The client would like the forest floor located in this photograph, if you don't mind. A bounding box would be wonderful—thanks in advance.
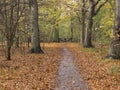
[0,43,120,90]
[66,43,120,90]
[0,43,61,90]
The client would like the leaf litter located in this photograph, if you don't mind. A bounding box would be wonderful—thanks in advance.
[0,43,61,90]
[65,43,120,90]
[0,43,120,90]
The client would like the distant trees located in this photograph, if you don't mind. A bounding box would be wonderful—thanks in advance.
[70,17,74,41]
[52,4,61,42]
[53,8,60,42]
[0,0,118,59]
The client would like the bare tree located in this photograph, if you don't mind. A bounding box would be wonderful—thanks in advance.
[0,0,25,60]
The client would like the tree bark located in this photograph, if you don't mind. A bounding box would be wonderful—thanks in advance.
[84,1,94,47]
[107,0,120,59]
[15,36,19,48]
[71,17,74,42]
[29,0,43,53]
[81,0,85,46]
[2,0,25,60]
[84,0,107,48]
[6,39,12,60]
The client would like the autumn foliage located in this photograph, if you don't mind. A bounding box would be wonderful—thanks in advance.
[66,43,120,90]
[0,43,61,90]
[0,43,120,90]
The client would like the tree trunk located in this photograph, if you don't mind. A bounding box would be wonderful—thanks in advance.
[81,0,85,46]
[71,27,73,42]
[107,0,120,59]
[29,0,43,53]
[54,27,59,42]
[27,36,31,47]
[15,36,19,48]
[84,1,94,47]
[6,40,11,60]
[84,0,107,48]
[71,17,73,42]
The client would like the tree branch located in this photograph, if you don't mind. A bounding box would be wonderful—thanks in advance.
[94,0,108,16]
[94,0,101,6]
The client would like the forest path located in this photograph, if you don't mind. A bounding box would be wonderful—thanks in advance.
[55,47,89,90]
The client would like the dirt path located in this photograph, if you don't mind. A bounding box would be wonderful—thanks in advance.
[56,47,89,90]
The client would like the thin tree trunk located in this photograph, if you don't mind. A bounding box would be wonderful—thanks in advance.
[54,27,59,42]
[71,17,73,42]
[6,40,11,60]
[81,0,85,46]
[15,36,19,48]
[71,27,73,42]
[27,36,31,47]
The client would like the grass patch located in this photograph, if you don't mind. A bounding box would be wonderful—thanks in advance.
[81,48,97,52]
[109,64,120,75]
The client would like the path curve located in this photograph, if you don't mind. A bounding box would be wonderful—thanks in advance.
[56,47,89,90]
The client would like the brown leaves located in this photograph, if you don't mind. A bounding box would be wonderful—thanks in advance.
[1,43,120,90]
[0,43,61,90]
[65,43,120,90]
